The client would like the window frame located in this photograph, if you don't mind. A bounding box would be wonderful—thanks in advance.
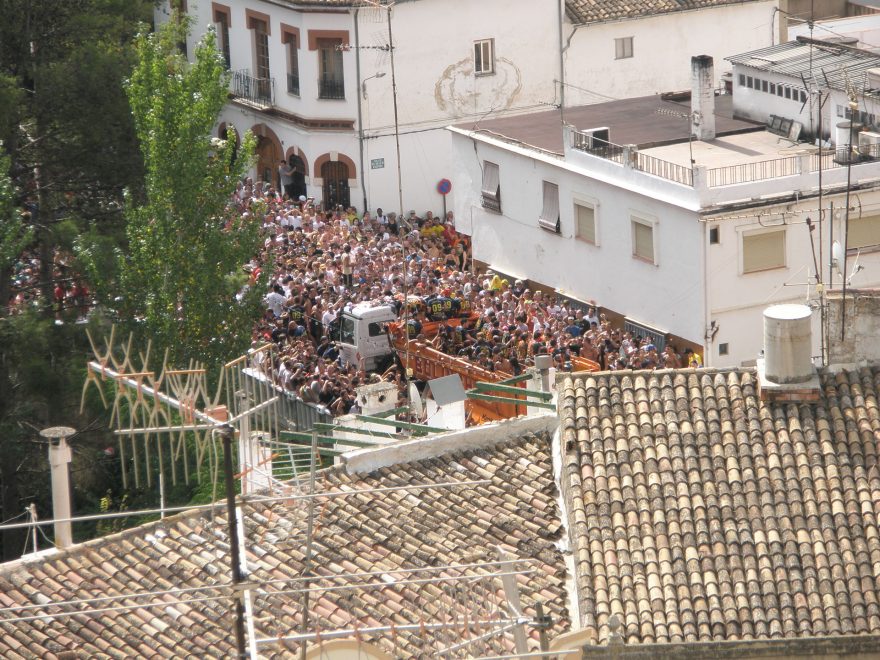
[480,160,501,213]
[538,181,560,234]
[573,199,598,245]
[846,215,880,252]
[474,39,495,76]
[281,25,301,97]
[631,214,657,265]
[615,36,633,60]
[709,225,720,245]
[741,228,786,274]
[317,37,345,99]
[212,3,232,69]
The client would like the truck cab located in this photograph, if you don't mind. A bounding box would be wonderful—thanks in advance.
[336,303,397,372]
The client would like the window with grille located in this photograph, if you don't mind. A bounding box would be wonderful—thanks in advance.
[481,161,501,213]
[575,203,596,244]
[474,39,494,75]
[615,37,633,59]
[847,215,880,250]
[743,230,785,273]
[632,219,654,263]
[538,182,560,234]
[318,38,344,99]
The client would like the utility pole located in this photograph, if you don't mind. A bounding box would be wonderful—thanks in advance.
[219,424,247,658]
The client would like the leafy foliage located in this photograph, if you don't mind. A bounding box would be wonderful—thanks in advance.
[105,15,261,372]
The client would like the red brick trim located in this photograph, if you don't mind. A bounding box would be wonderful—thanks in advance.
[280,24,300,47]
[307,30,349,51]
[313,152,356,179]
[211,2,231,25]
[246,8,271,33]
[250,123,283,150]
[284,146,309,176]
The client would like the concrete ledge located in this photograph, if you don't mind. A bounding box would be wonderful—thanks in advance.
[342,413,558,474]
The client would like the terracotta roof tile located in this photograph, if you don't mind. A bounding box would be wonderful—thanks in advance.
[560,367,880,645]
[0,432,568,658]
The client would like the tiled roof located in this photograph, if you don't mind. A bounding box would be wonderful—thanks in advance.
[0,432,569,658]
[559,367,880,645]
[565,0,764,25]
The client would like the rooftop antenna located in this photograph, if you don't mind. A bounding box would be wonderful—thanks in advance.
[839,68,860,340]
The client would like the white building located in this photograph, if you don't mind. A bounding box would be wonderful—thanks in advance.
[449,55,880,367]
[160,0,790,216]
[727,36,880,145]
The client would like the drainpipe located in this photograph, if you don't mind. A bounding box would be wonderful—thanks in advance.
[354,8,369,213]
[557,0,565,110]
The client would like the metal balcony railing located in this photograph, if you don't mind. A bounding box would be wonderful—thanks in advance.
[287,73,300,96]
[232,70,274,107]
[318,77,345,100]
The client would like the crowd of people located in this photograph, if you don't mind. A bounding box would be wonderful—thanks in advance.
[242,177,702,417]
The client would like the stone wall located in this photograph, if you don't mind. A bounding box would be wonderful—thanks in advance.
[827,289,880,366]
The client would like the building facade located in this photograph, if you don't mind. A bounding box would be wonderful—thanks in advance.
[450,54,880,368]
[159,0,794,216]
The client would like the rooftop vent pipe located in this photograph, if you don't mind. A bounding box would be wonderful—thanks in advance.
[39,426,76,549]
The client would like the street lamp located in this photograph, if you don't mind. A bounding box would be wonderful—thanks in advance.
[361,71,386,100]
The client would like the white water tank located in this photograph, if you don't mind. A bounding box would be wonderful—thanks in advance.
[763,304,813,384]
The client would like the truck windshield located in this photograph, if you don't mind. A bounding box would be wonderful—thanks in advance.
[340,317,355,345]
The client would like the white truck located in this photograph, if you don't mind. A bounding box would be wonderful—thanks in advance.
[335,303,398,372]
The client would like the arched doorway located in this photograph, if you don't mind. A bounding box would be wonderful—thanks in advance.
[251,124,283,191]
[321,160,350,209]
[288,153,307,199]
[256,136,280,190]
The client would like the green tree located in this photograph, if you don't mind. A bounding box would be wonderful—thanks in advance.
[0,0,153,560]
[98,15,261,371]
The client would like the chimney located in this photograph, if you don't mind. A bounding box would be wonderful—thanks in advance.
[40,426,76,549]
[691,55,716,141]
[757,304,820,403]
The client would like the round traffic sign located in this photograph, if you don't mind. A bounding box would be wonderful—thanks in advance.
[436,178,452,195]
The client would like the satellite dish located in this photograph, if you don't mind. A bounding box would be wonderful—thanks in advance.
[832,240,844,276]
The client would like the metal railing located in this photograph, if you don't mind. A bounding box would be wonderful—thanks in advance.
[636,151,693,186]
[706,155,800,187]
[318,77,345,100]
[232,70,274,107]
[570,131,624,164]
[287,72,300,96]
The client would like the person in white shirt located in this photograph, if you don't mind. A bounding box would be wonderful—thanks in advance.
[264,284,286,318]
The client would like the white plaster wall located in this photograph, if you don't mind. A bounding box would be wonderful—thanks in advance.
[730,65,815,132]
[353,0,559,216]
[563,1,778,104]
[705,188,880,367]
[450,131,707,346]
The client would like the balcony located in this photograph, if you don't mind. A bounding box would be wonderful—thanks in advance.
[232,70,274,108]
[287,73,300,97]
[319,77,345,100]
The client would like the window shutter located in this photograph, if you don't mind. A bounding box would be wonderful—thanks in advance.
[743,231,785,273]
[576,204,595,243]
[633,221,653,262]
[539,182,560,233]
[847,215,880,249]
